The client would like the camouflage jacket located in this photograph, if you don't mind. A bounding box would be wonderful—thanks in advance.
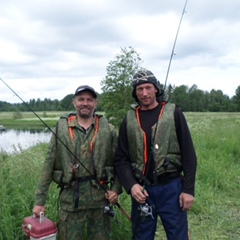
[34,113,122,211]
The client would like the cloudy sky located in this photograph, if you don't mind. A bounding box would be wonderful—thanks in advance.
[0,0,239,103]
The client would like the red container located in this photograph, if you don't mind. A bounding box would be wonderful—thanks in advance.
[22,213,57,240]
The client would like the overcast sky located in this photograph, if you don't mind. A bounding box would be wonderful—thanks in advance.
[0,0,239,103]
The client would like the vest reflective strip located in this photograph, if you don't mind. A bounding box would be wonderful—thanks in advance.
[136,102,167,175]
[68,115,76,139]
[159,102,166,119]
[136,106,148,175]
[90,116,99,151]
[67,115,100,151]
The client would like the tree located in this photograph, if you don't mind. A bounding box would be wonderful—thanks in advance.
[170,85,190,111]
[208,89,229,112]
[1,82,239,113]
[60,94,75,111]
[188,84,207,111]
[233,86,240,111]
[100,47,142,128]
[165,84,174,101]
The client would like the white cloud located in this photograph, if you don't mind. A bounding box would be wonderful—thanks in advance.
[0,0,240,103]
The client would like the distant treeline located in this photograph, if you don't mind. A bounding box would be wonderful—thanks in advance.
[0,93,105,113]
[166,84,240,112]
[1,84,240,112]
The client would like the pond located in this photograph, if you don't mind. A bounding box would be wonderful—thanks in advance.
[0,129,52,153]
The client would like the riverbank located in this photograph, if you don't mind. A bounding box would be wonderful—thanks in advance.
[0,111,66,129]
[1,112,240,239]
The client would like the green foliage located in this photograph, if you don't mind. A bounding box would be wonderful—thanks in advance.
[60,94,75,111]
[0,144,58,240]
[233,86,240,111]
[168,84,236,112]
[184,112,240,239]
[0,82,240,113]
[100,46,142,128]
[1,113,240,239]
[169,85,190,110]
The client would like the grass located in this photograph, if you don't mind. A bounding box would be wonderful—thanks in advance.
[0,111,65,129]
[185,112,240,239]
[1,112,240,239]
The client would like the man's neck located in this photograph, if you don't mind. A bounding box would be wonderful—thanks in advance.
[77,116,94,130]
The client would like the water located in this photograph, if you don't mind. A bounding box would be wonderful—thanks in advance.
[0,129,51,153]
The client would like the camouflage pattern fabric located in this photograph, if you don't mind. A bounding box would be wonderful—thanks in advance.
[57,208,111,240]
[34,113,122,239]
[127,103,182,176]
[34,114,122,210]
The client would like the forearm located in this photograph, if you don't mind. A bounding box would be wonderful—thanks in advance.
[34,181,51,206]
[34,137,56,205]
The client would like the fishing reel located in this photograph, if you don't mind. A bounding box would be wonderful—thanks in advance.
[104,204,120,224]
[139,203,154,220]
[104,204,116,218]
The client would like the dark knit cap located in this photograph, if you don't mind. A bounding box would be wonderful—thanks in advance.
[132,68,161,101]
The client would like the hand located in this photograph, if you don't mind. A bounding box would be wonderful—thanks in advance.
[105,190,119,204]
[179,193,194,211]
[131,184,148,204]
[32,205,46,216]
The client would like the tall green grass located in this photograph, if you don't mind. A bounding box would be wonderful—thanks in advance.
[186,112,240,239]
[0,144,58,240]
[1,112,240,239]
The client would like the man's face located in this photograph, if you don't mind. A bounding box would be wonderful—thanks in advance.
[135,83,158,110]
[73,92,97,119]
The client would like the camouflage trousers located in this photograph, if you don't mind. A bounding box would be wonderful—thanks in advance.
[57,208,111,240]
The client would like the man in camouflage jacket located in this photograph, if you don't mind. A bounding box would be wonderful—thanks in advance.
[33,85,122,240]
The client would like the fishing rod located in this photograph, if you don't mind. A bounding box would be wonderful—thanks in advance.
[0,77,131,222]
[164,0,188,90]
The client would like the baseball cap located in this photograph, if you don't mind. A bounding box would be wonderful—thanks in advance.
[74,85,97,98]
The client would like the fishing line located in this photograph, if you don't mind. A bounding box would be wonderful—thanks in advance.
[164,0,189,90]
[0,78,85,168]
[0,77,131,221]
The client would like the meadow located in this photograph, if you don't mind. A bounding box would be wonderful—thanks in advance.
[0,112,240,239]
[0,111,63,129]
